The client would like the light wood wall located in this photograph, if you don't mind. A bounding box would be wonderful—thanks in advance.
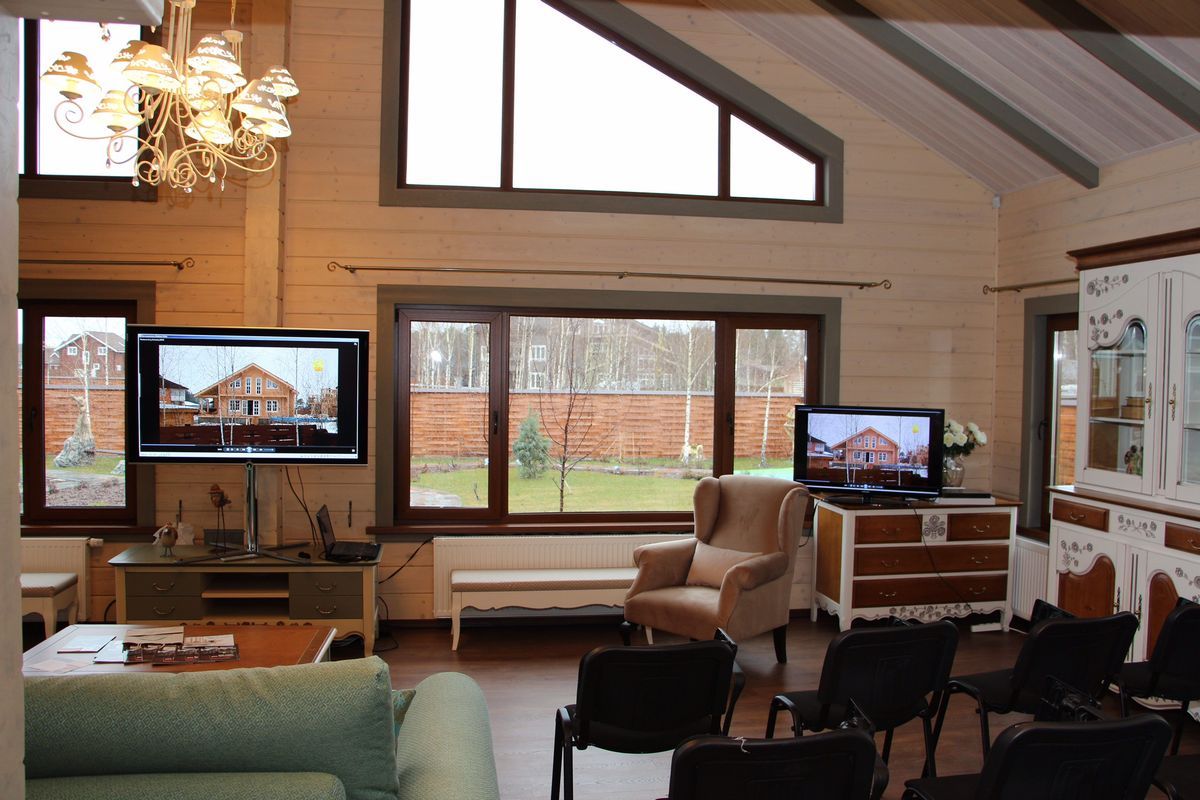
[992,138,1200,501]
[19,0,1000,621]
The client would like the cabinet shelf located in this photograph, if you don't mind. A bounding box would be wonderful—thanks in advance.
[1089,416,1145,426]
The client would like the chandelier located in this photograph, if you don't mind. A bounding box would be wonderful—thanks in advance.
[40,0,299,192]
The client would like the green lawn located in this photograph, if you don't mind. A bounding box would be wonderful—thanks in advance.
[44,454,124,475]
[411,465,702,512]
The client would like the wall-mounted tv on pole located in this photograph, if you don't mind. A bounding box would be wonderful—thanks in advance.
[793,405,944,502]
[127,325,369,465]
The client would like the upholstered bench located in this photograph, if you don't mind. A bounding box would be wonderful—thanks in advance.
[450,567,638,650]
[21,572,78,640]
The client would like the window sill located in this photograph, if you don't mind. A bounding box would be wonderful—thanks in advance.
[21,525,156,541]
[370,519,695,541]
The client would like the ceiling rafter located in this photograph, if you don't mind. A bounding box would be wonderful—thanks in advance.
[808,0,1100,188]
[1020,0,1200,133]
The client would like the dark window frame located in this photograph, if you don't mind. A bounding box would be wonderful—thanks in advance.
[19,18,157,202]
[390,303,823,527]
[19,280,156,534]
[379,0,844,222]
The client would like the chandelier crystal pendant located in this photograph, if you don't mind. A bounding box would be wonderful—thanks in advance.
[40,0,299,192]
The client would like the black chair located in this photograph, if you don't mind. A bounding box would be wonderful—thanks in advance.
[765,620,958,777]
[902,714,1172,800]
[665,729,881,800]
[931,611,1138,758]
[551,636,738,800]
[1154,754,1200,800]
[1114,599,1200,754]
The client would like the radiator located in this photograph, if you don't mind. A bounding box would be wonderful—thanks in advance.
[21,537,100,621]
[1012,537,1050,622]
[432,534,686,618]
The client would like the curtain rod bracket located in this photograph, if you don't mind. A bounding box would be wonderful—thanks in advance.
[327,261,892,290]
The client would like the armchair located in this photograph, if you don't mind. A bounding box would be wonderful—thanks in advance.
[622,475,809,662]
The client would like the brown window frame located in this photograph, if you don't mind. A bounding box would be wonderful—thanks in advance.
[391,304,821,526]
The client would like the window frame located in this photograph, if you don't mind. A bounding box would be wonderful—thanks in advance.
[18,281,155,532]
[389,302,823,527]
[379,0,844,222]
[19,19,159,202]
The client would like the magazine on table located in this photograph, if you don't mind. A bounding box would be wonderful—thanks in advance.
[123,641,240,665]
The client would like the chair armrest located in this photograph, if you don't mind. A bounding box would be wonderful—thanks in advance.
[627,539,697,598]
[723,551,788,591]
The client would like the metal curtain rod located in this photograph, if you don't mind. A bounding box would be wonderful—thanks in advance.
[982,276,1077,295]
[19,257,195,271]
[327,262,893,290]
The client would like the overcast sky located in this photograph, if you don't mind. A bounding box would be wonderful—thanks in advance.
[159,345,339,395]
[808,413,932,451]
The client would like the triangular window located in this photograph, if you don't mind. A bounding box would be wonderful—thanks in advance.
[384,0,843,221]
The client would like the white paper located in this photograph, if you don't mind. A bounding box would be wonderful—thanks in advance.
[123,626,185,645]
[26,658,84,674]
[57,634,115,653]
[93,640,128,663]
[183,634,235,647]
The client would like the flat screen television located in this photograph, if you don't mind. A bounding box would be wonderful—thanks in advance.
[793,405,944,501]
[127,325,369,464]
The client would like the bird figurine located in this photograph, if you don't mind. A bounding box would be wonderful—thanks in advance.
[153,523,179,557]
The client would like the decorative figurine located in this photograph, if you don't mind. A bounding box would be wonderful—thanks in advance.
[153,523,180,557]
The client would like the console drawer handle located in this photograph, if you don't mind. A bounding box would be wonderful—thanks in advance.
[1186,537,1200,551]
[316,604,337,616]
[314,581,337,592]
[967,587,988,596]
[970,556,989,565]
[879,559,901,568]
[1067,512,1087,523]
[153,605,176,616]
[152,581,175,592]
[970,523,992,533]
[878,591,898,600]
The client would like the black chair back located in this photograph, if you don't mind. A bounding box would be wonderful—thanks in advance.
[973,715,1171,800]
[1148,600,1200,682]
[667,730,879,800]
[575,638,736,753]
[1007,612,1137,712]
[815,620,959,731]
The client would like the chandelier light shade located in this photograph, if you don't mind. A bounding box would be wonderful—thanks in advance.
[40,0,299,192]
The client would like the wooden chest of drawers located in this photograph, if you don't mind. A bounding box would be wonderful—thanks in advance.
[813,499,1018,631]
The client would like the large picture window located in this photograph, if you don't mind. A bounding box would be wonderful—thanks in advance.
[393,306,820,524]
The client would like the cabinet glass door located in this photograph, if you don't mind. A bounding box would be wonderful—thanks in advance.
[1086,321,1147,476]
[1181,316,1200,485]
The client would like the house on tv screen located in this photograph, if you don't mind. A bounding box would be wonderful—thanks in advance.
[195,365,297,424]
[830,427,899,465]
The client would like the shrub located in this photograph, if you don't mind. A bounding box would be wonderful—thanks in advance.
[514,413,551,479]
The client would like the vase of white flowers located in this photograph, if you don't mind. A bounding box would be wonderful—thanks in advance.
[943,419,987,488]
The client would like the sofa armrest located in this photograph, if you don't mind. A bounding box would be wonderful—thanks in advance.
[627,538,697,599]
[395,672,500,800]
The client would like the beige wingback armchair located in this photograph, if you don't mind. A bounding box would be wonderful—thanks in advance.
[622,475,810,663]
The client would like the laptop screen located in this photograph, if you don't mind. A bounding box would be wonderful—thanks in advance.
[316,505,336,552]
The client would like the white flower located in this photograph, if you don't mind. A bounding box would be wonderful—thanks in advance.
[949,420,964,434]
[966,421,980,433]
[954,432,968,446]
[943,432,955,446]
[975,431,987,445]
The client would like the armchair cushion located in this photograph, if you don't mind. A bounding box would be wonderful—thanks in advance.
[685,541,762,589]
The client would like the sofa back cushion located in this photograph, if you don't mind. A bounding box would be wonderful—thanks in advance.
[25,656,399,800]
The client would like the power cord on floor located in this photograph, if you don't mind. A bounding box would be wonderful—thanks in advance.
[373,595,399,652]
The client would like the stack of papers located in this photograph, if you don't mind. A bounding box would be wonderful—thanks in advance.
[122,626,185,645]
[56,634,115,654]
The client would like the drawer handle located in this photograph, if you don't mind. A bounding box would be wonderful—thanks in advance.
[879,559,901,568]
[878,591,898,600]
[967,587,988,597]
[316,604,337,616]
[153,605,176,616]
[969,556,989,565]
[1067,512,1087,523]
[151,581,175,592]
[314,581,337,592]
[970,524,992,533]
[1186,537,1200,551]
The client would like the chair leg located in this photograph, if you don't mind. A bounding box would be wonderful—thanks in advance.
[977,702,992,757]
[1171,702,1189,756]
[618,620,633,646]
[773,624,788,663]
[553,707,574,800]
[881,727,894,762]
[1118,681,1131,718]
[921,709,937,778]
[552,710,563,800]
[930,687,953,757]
[645,626,654,645]
[723,662,746,736]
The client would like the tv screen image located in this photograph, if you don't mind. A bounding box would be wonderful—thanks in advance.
[793,405,944,499]
[128,326,368,464]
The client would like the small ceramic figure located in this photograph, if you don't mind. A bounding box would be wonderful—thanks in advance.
[153,523,179,557]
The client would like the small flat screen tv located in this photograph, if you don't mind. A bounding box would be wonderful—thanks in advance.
[793,405,944,500]
[127,325,368,464]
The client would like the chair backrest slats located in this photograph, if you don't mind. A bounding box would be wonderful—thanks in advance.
[1009,612,1137,711]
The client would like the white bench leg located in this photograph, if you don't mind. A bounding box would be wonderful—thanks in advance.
[451,592,462,651]
[38,599,54,640]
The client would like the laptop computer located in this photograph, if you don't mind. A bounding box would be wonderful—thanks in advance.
[316,505,381,562]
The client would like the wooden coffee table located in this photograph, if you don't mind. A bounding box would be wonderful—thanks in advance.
[23,624,337,675]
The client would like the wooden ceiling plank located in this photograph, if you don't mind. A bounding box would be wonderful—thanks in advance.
[1022,0,1200,133]
[810,0,1100,188]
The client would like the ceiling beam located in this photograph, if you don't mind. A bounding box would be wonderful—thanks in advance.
[809,0,1099,188]
[1021,0,1200,132]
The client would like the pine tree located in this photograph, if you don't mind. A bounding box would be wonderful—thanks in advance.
[514,413,550,479]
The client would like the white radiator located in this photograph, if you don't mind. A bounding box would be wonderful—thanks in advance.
[433,534,686,618]
[21,537,100,621]
[1012,536,1050,622]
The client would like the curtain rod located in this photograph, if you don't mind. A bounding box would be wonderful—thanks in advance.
[982,277,1076,295]
[19,257,195,271]
[327,262,892,290]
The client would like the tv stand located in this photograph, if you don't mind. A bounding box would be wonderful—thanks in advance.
[821,493,914,509]
[178,463,305,565]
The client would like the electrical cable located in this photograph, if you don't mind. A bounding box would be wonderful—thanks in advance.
[372,595,398,652]
[284,465,318,549]
[378,538,433,585]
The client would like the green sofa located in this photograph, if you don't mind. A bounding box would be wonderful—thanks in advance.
[24,656,500,800]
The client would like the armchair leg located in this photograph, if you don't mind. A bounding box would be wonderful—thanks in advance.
[618,620,633,647]
[773,624,788,663]
[645,626,654,645]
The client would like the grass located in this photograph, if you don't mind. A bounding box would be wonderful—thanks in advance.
[410,465,702,512]
[44,454,124,475]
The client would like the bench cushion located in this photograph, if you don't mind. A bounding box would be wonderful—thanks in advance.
[451,568,638,592]
[21,573,78,597]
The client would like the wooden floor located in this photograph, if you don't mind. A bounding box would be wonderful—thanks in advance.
[368,615,1197,800]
